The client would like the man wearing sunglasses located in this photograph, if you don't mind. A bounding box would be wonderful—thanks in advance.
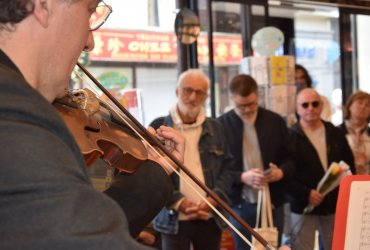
[287,88,355,250]
[0,1,185,249]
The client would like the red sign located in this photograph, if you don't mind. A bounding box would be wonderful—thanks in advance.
[90,29,242,65]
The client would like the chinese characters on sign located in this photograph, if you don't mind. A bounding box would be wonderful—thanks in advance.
[91,29,242,65]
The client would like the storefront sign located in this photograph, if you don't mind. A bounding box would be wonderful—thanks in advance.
[90,29,242,65]
[98,71,128,92]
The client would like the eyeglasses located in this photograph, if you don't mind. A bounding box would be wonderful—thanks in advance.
[89,1,113,31]
[300,101,320,109]
[182,87,207,98]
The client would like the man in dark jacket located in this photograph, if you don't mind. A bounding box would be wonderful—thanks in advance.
[288,88,355,250]
[218,74,295,250]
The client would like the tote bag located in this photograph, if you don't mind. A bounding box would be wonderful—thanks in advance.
[252,186,279,250]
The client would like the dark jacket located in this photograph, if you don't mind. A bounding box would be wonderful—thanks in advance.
[218,108,295,208]
[151,115,236,234]
[0,50,168,250]
[288,121,355,215]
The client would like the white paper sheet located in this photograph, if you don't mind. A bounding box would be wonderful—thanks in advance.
[344,181,370,250]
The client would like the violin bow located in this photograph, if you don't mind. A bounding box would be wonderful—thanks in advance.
[76,62,274,250]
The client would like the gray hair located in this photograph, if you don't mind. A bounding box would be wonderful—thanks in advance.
[177,69,210,90]
[0,0,77,31]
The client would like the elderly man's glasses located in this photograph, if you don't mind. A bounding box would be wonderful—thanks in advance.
[182,87,207,98]
[89,1,113,31]
[301,101,320,109]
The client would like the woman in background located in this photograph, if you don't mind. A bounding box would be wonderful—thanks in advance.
[339,91,370,174]
[295,64,332,122]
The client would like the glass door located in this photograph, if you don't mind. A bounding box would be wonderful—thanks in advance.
[355,14,370,93]
[339,9,370,124]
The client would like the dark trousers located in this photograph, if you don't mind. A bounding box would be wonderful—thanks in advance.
[229,200,284,250]
[161,219,221,250]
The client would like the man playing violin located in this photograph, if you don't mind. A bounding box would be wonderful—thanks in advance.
[0,1,185,249]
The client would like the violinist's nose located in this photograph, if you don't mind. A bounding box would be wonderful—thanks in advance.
[84,31,95,52]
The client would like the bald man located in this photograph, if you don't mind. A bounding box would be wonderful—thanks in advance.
[286,88,355,250]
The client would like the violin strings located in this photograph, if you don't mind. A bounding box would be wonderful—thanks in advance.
[72,68,182,174]
[72,67,257,250]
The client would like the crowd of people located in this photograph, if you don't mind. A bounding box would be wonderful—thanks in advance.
[1,1,369,250]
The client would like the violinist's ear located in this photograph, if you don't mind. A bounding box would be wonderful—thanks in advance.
[175,87,179,97]
[33,0,50,29]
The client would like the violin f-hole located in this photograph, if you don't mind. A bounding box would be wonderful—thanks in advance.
[85,126,100,133]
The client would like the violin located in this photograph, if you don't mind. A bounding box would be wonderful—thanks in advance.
[54,88,147,173]
[55,62,275,250]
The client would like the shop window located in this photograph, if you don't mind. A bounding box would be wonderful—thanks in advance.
[84,0,179,127]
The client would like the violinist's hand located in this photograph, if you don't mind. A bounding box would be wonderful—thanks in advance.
[147,126,185,174]
[155,126,185,164]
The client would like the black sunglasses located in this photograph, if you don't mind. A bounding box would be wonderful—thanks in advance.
[301,101,320,109]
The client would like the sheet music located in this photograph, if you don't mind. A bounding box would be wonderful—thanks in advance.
[344,181,370,250]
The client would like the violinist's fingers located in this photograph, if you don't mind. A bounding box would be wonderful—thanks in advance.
[146,126,166,155]
[147,126,166,143]
[156,126,185,164]
[157,126,184,145]
[147,126,156,135]
[163,140,175,152]
[145,126,185,174]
